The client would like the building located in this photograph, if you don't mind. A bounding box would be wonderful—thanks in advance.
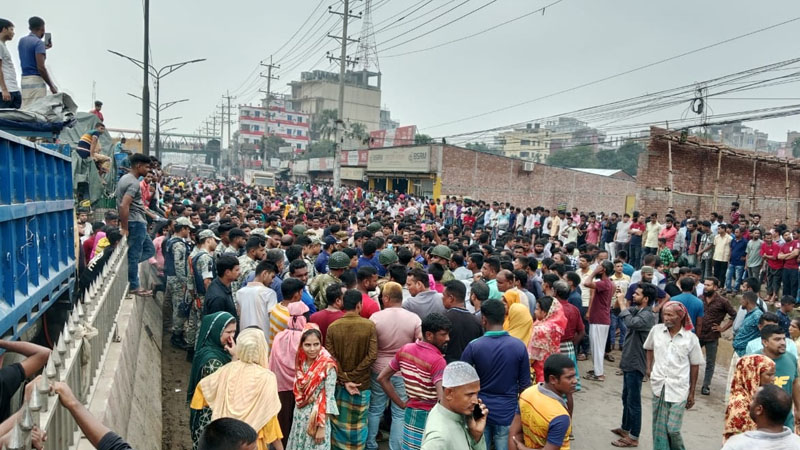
[289,69,382,133]
[238,98,310,152]
[705,121,769,151]
[495,117,607,161]
[380,108,399,131]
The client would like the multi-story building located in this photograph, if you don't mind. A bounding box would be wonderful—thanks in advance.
[380,109,399,131]
[238,97,310,152]
[706,121,768,151]
[289,70,382,133]
[494,122,570,162]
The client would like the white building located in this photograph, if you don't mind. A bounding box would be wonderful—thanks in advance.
[238,98,310,152]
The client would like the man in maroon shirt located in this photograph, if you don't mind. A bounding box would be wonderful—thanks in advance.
[761,231,784,303]
[309,283,345,345]
[583,261,615,381]
[778,229,799,304]
[357,266,381,318]
[554,279,585,399]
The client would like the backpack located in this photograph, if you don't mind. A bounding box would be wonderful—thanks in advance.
[164,237,191,277]
[191,252,216,296]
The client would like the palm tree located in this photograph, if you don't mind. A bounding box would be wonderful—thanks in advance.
[347,122,368,140]
[312,109,339,141]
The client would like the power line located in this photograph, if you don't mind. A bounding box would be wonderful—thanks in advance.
[422,15,800,133]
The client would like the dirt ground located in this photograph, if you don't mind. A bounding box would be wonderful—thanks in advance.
[161,293,194,450]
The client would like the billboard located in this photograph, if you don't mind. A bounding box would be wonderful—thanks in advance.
[309,157,334,171]
[367,146,430,173]
[369,125,418,148]
[341,167,366,181]
[293,159,308,174]
[341,149,369,166]
[269,158,281,168]
[278,146,293,154]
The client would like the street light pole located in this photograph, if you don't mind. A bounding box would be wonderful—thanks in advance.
[142,0,150,155]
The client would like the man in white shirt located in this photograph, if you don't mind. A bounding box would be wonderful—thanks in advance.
[237,260,278,332]
[0,19,21,109]
[644,301,703,450]
[722,384,800,450]
[614,213,632,262]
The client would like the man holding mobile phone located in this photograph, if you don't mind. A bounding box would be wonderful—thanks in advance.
[18,16,57,108]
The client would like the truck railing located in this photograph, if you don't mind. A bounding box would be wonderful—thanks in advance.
[5,239,128,450]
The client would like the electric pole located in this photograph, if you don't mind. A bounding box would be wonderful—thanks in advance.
[221,92,236,178]
[328,0,361,191]
[142,0,150,155]
[259,56,280,165]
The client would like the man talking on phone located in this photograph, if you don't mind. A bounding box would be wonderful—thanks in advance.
[18,16,57,108]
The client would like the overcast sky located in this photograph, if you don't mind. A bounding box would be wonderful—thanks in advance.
[5,0,799,143]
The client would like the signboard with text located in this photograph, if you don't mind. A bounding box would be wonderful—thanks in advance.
[369,125,418,148]
[293,159,308,174]
[340,149,369,166]
[309,157,334,171]
[367,146,430,173]
[340,167,366,180]
[278,146,293,154]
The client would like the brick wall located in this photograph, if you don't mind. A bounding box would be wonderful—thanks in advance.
[440,146,637,213]
[636,128,800,224]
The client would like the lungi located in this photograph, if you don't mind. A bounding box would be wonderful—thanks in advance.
[21,75,47,108]
[652,388,687,450]
[560,340,581,391]
[332,386,371,450]
[401,407,429,450]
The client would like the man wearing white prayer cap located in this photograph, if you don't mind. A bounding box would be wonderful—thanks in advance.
[420,361,488,450]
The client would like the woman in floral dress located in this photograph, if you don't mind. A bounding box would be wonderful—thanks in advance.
[287,325,338,449]
[187,311,236,449]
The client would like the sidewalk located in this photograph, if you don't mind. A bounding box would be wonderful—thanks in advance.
[572,346,729,449]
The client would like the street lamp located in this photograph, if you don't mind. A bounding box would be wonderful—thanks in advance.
[109,49,205,159]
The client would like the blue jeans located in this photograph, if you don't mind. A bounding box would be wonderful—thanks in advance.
[725,265,745,291]
[621,370,644,439]
[608,311,627,349]
[367,372,406,450]
[483,423,510,450]
[127,221,155,290]
[629,244,642,269]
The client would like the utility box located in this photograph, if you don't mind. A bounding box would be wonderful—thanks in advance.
[0,130,75,339]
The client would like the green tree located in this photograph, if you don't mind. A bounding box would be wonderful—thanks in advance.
[305,140,336,158]
[347,122,368,140]
[311,109,339,141]
[261,135,288,159]
[415,133,433,145]
[793,138,800,158]
[599,141,645,175]
[547,145,598,168]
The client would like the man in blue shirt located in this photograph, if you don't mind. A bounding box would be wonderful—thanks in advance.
[733,291,764,356]
[670,277,704,333]
[462,299,531,450]
[17,16,56,108]
[726,226,748,292]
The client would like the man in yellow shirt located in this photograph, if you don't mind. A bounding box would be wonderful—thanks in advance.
[644,213,662,258]
[510,354,576,450]
[712,225,732,283]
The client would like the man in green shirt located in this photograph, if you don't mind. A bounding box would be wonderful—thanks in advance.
[421,361,488,450]
[758,324,800,429]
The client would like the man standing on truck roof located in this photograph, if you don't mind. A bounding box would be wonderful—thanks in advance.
[18,16,56,108]
[117,153,156,296]
[0,19,21,109]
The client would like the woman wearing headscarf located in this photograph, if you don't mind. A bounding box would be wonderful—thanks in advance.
[723,354,776,442]
[187,311,237,449]
[502,290,533,345]
[269,301,310,447]
[528,296,568,382]
[287,324,339,449]
[190,327,285,450]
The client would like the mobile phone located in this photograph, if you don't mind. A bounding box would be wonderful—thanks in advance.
[472,403,484,420]
[44,33,52,47]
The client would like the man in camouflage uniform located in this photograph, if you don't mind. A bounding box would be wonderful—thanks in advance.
[166,217,194,349]
[233,236,266,301]
[309,251,349,310]
[187,229,219,360]
[303,235,322,279]
[430,244,456,283]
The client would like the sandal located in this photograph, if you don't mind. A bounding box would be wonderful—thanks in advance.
[605,354,616,362]
[611,437,639,447]
[584,373,605,382]
[577,354,588,361]
[610,428,628,438]
[615,369,624,376]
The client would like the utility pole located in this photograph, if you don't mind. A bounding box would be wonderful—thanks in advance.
[142,0,150,155]
[259,56,280,165]
[328,0,361,191]
[221,92,236,178]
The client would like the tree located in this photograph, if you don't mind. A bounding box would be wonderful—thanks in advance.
[465,141,502,155]
[415,133,433,145]
[608,141,645,175]
[311,109,338,141]
[305,140,336,158]
[347,122,368,140]
[547,145,598,168]
[261,135,287,159]
[792,138,800,158]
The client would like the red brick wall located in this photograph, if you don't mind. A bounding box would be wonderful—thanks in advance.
[636,130,800,224]
[440,146,637,213]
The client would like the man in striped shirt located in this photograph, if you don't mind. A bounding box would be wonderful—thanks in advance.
[268,277,304,348]
[377,313,451,450]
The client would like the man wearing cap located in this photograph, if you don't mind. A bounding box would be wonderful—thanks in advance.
[431,245,456,283]
[187,229,219,359]
[315,235,338,275]
[421,361,488,450]
[165,216,195,350]
[309,251,349,310]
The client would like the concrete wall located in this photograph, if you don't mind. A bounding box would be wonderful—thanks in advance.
[292,81,381,131]
[79,294,162,450]
[441,146,637,213]
[636,129,800,223]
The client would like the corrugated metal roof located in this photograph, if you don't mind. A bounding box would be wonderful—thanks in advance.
[569,168,624,177]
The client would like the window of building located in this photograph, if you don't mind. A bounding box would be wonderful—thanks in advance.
[296,143,302,149]
[296,130,302,136]
[520,151,530,157]
[520,139,531,146]
[252,125,259,132]
[241,124,250,131]
[253,111,260,117]
[287,114,293,121]
[297,116,303,123]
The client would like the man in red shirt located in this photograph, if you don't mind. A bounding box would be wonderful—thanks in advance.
[778,229,800,303]
[89,100,104,121]
[761,230,784,303]
[658,217,678,250]
[554,279,585,400]
[583,261,615,381]
[357,265,381,318]
[309,283,345,345]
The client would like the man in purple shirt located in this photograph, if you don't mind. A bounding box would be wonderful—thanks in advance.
[462,298,532,450]
[17,16,56,108]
